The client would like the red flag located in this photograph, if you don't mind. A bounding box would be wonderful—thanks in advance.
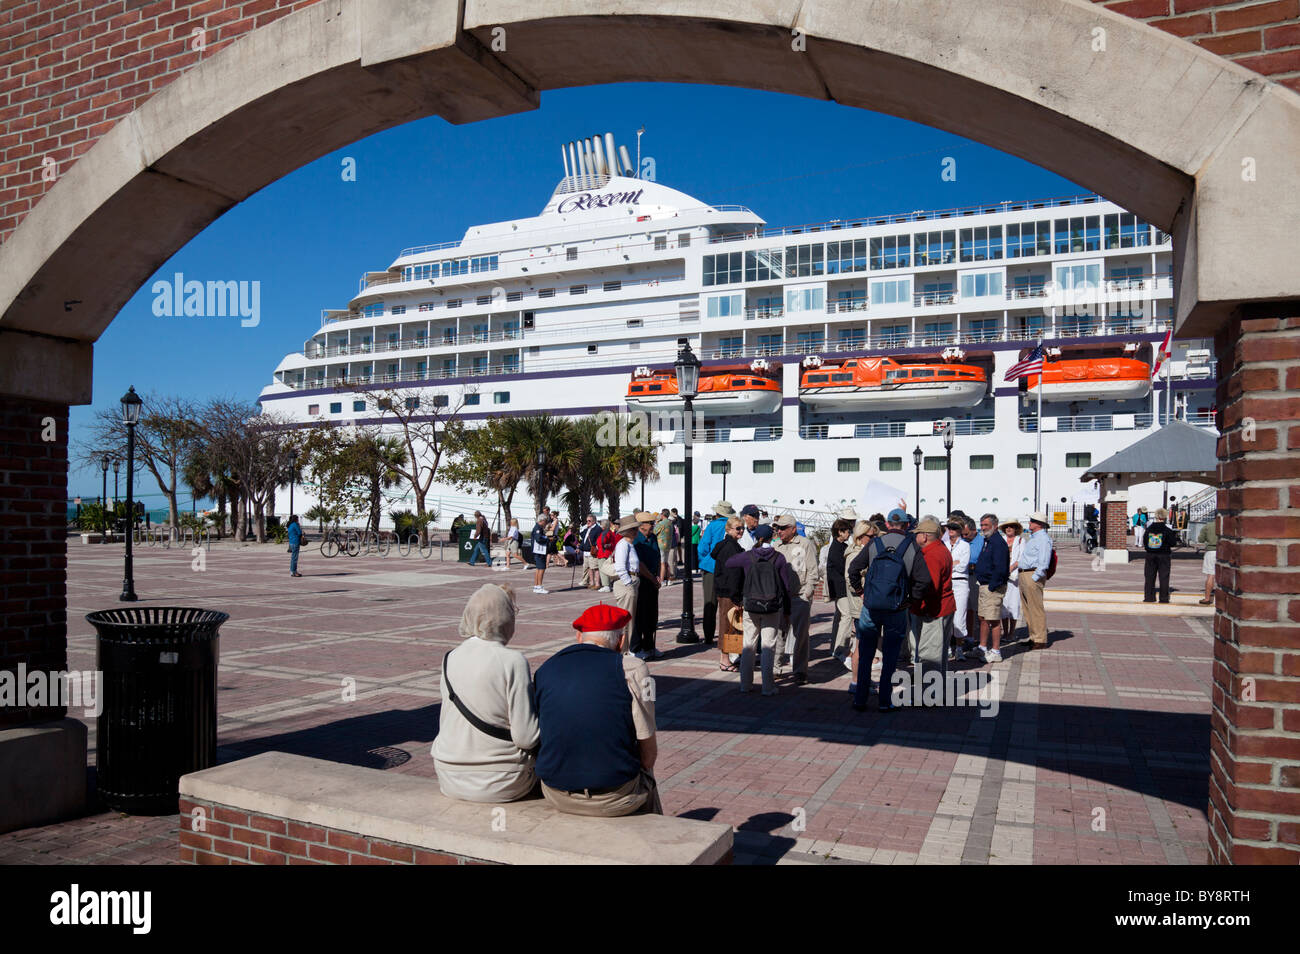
[1151,328,1172,378]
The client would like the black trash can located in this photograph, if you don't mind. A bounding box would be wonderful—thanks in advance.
[457,524,475,563]
[86,607,228,815]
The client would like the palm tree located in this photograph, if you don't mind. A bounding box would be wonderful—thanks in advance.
[353,433,408,534]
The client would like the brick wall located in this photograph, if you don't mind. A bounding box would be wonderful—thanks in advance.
[0,396,69,730]
[1207,314,1300,863]
[1101,497,1129,549]
[2,0,1299,246]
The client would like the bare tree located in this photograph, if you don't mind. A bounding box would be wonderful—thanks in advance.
[201,399,295,543]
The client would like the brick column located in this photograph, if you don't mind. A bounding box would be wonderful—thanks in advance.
[0,397,70,729]
[1100,494,1128,550]
[1208,314,1300,864]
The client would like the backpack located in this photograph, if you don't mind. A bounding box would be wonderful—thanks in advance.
[743,553,784,614]
[863,535,913,613]
[1044,549,1058,581]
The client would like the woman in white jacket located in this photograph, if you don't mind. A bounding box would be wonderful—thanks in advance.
[432,583,540,802]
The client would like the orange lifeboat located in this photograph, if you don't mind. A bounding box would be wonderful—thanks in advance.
[1025,358,1151,400]
[625,362,782,415]
[800,355,987,411]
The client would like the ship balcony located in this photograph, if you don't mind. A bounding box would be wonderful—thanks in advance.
[799,419,996,440]
[1018,410,1215,433]
[667,426,783,443]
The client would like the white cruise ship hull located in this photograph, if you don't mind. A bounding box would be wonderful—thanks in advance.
[625,390,782,415]
[801,380,987,412]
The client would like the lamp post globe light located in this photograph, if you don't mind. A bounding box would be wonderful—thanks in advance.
[120,386,142,601]
[912,445,923,516]
[100,453,110,543]
[674,342,700,644]
[943,428,954,515]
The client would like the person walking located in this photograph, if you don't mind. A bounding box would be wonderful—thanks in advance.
[710,516,745,670]
[504,518,522,570]
[999,519,1024,642]
[972,513,1011,663]
[287,513,304,577]
[697,501,735,645]
[773,514,819,686]
[468,511,492,566]
[846,509,930,712]
[1017,513,1054,649]
[725,525,798,696]
[610,515,641,645]
[594,518,618,592]
[1142,507,1175,603]
[945,517,971,660]
[531,513,551,594]
[633,512,663,659]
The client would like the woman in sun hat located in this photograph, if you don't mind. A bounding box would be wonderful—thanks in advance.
[999,518,1024,640]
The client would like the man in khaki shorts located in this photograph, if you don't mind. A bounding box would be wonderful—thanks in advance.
[972,512,1011,663]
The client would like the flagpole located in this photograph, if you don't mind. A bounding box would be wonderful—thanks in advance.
[1035,333,1044,513]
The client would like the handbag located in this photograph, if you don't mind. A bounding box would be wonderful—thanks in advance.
[442,651,538,756]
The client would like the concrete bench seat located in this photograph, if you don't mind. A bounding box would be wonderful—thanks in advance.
[179,751,732,865]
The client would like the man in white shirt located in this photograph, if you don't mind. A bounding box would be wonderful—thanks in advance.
[738,504,760,550]
[610,514,641,650]
[945,517,972,660]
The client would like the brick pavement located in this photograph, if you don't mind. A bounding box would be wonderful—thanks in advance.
[0,539,1211,865]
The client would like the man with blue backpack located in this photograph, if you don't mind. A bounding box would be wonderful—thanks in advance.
[724,524,799,696]
[846,508,932,712]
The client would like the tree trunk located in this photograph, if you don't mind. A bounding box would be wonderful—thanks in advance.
[216,490,226,540]
[254,498,267,543]
[605,488,621,522]
[167,473,180,538]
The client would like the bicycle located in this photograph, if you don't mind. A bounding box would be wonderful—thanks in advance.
[319,528,342,558]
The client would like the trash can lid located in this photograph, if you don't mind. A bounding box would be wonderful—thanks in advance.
[86,607,229,642]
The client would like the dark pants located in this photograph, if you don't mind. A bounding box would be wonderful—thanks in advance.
[702,571,716,642]
[830,601,842,654]
[1144,552,1172,602]
[853,606,909,710]
[633,580,659,654]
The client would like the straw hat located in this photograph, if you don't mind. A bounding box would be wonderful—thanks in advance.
[726,604,745,632]
[915,516,942,535]
[999,518,1023,533]
[615,514,639,534]
[1029,512,1050,527]
[714,500,736,517]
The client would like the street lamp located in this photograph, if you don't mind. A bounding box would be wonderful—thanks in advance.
[719,458,731,501]
[943,428,954,515]
[912,445,923,515]
[674,342,701,644]
[536,446,547,513]
[119,387,142,601]
[288,448,298,518]
[100,453,110,543]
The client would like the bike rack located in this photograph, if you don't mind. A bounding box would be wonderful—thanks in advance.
[375,533,392,557]
[418,535,434,559]
[398,534,415,557]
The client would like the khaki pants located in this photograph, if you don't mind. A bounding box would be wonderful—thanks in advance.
[833,596,856,657]
[741,610,782,693]
[1020,575,1048,645]
[909,613,949,687]
[613,578,639,649]
[781,596,812,676]
[541,769,662,817]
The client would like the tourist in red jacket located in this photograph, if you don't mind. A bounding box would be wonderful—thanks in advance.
[911,516,955,693]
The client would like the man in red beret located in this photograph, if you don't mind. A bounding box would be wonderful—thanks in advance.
[533,603,661,816]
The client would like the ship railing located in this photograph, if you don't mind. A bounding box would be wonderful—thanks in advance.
[669,426,783,444]
[743,306,786,321]
[1019,412,1160,433]
[350,269,687,304]
[826,299,869,314]
[799,419,995,440]
[913,291,956,307]
[1158,409,1217,426]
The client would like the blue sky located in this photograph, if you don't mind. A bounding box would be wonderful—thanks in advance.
[70,81,1081,498]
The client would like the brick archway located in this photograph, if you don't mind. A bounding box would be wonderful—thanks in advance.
[1,0,1297,861]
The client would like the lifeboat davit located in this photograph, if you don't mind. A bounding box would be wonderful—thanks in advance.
[1025,358,1151,400]
[799,356,987,411]
[625,363,782,415]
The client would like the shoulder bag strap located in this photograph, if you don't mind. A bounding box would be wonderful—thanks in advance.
[442,651,513,743]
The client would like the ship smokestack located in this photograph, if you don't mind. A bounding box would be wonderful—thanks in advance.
[604,133,618,177]
[592,134,609,177]
[568,141,579,182]
[583,138,595,183]
[618,144,634,176]
[561,145,571,181]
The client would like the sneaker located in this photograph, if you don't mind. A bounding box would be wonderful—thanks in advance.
[843,656,854,671]
[986,648,1002,663]
[598,586,611,593]
[536,587,549,595]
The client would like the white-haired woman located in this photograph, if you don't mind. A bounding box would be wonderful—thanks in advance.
[432,583,540,802]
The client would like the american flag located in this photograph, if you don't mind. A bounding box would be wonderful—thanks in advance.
[1004,345,1046,382]
[1151,328,1173,379]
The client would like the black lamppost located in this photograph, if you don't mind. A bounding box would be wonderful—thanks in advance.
[719,459,731,501]
[943,428,954,514]
[112,458,120,511]
[100,453,110,542]
[536,446,547,513]
[675,342,701,644]
[912,445,923,514]
[288,448,298,518]
[120,387,142,601]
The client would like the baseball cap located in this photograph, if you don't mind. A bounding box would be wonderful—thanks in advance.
[887,508,909,524]
[740,504,760,518]
[752,524,774,541]
[771,513,797,529]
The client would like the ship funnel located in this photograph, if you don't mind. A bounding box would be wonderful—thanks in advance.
[569,141,579,181]
[618,144,634,176]
[561,145,571,181]
[604,133,618,176]
[592,134,609,177]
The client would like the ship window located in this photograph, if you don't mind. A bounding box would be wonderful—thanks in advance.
[870,278,910,305]
[476,295,491,305]
[750,379,765,386]
[1066,452,1092,468]
[704,251,743,286]
[937,369,956,377]
[753,460,775,474]
[785,286,824,313]
[630,385,644,393]
[506,291,522,302]
[352,400,365,412]
[391,305,406,315]
[308,404,319,415]
[523,312,535,329]
[538,288,555,298]
[924,455,947,471]
[447,299,462,308]
[604,281,621,292]
[405,397,419,410]
[654,236,667,250]
[433,395,449,407]
[669,462,685,475]
[879,457,902,471]
[329,402,342,414]
[806,374,829,383]
[566,247,578,260]
[627,319,643,328]
[970,455,994,470]
[911,369,935,378]
[960,272,1003,298]
[868,234,911,270]
[678,233,690,247]
[707,294,743,318]
[731,379,747,387]
[465,394,480,406]
[710,461,730,475]
[648,385,663,392]
[570,284,587,295]
[364,303,383,318]
[794,459,815,473]
[838,458,860,472]
[784,243,825,277]
[844,360,857,367]
[1017,454,1036,469]
[494,392,510,404]
[588,345,598,354]
[831,373,853,382]
[828,238,869,274]
[743,248,783,282]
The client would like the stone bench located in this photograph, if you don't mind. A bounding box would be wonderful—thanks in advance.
[179,752,732,865]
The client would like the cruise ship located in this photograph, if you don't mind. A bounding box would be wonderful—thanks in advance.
[260,132,1217,525]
